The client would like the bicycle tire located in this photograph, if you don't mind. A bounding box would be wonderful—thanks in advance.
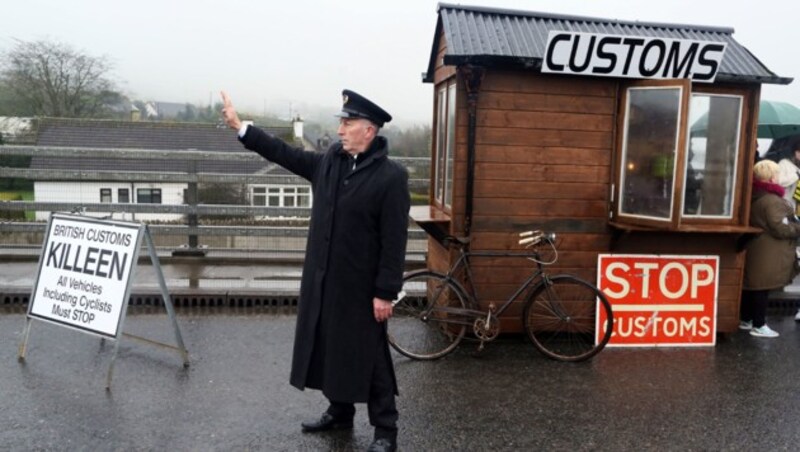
[387,271,467,360]
[523,275,613,362]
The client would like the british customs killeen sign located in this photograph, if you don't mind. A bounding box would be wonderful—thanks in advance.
[28,214,142,338]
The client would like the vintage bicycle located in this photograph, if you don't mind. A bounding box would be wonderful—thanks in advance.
[388,231,613,362]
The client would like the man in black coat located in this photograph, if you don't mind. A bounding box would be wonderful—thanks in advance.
[221,89,409,452]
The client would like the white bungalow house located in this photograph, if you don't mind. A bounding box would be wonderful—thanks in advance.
[29,117,315,221]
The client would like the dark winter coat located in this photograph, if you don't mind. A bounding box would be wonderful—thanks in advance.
[743,180,800,290]
[240,126,410,402]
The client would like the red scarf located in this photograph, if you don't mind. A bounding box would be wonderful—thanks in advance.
[752,178,785,198]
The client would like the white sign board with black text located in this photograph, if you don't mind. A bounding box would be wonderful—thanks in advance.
[542,31,727,83]
[27,214,142,339]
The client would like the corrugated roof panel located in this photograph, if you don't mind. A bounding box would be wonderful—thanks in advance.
[427,3,789,85]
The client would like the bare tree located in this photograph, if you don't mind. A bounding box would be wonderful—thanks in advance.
[0,39,123,117]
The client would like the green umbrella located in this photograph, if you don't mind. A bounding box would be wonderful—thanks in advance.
[756,100,800,139]
[690,99,800,139]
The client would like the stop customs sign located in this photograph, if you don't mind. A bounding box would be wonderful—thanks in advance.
[596,254,719,347]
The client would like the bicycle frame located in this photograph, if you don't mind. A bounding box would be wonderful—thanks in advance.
[435,245,553,320]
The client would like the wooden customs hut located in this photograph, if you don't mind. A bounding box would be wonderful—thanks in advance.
[413,3,792,335]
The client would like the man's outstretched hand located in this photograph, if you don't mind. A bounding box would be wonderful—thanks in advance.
[220,91,242,131]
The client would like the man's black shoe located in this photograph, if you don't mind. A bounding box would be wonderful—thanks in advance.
[300,413,354,433]
[367,438,397,452]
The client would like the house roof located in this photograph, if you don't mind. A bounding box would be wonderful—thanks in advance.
[29,118,297,175]
[423,3,791,85]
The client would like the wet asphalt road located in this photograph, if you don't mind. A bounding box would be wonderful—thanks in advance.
[3,309,800,451]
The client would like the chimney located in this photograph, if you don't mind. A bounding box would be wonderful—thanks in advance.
[131,105,141,122]
[292,115,304,141]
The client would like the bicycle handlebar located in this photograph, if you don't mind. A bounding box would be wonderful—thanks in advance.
[518,230,556,247]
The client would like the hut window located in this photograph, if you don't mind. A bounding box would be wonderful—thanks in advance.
[684,94,742,218]
[618,86,682,222]
[434,81,456,209]
[614,79,748,230]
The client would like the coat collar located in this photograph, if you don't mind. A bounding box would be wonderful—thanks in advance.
[337,136,388,171]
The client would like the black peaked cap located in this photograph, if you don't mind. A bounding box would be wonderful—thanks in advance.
[336,89,392,127]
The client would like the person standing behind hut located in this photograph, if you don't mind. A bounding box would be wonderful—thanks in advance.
[777,145,800,211]
[776,145,800,322]
[741,160,800,337]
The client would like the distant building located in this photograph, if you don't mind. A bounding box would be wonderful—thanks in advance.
[27,118,315,221]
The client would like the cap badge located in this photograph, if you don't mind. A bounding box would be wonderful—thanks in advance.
[342,94,349,105]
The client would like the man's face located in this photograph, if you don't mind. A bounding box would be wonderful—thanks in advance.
[338,118,374,153]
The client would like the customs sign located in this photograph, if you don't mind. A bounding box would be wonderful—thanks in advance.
[28,214,142,338]
[543,31,726,82]
[596,254,719,347]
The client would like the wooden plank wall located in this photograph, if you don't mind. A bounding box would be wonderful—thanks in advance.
[431,70,618,331]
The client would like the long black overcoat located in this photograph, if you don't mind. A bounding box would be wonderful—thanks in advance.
[240,126,410,402]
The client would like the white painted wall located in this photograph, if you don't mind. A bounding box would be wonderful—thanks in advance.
[34,181,187,221]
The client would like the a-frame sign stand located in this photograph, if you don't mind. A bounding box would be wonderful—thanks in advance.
[18,213,190,390]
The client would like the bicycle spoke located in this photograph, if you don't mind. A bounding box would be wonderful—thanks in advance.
[388,272,467,360]
[524,276,612,362]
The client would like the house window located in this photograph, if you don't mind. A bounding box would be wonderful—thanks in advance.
[613,80,746,229]
[118,188,130,203]
[100,188,112,203]
[251,185,312,207]
[137,188,162,204]
[252,187,267,206]
[434,80,456,209]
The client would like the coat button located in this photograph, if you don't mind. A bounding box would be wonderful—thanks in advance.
[344,180,349,185]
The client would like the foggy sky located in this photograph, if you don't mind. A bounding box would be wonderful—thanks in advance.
[3,0,799,127]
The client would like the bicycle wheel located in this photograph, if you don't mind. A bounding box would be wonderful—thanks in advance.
[387,271,467,360]
[523,275,613,362]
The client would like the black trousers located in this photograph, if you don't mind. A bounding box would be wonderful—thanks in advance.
[326,334,398,440]
[740,289,769,328]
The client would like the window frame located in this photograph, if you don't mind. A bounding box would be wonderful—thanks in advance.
[680,87,747,226]
[611,79,752,231]
[433,78,457,212]
[250,185,312,208]
[136,188,162,204]
[99,188,112,203]
[612,79,690,229]
[118,188,130,204]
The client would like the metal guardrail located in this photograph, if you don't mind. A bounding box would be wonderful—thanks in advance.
[0,145,430,187]
[0,144,432,254]
[0,221,428,239]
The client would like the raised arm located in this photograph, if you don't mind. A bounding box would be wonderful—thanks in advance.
[221,91,243,131]
[220,90,322,181]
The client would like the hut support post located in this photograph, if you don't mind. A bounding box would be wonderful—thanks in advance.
[460,65,485,239]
